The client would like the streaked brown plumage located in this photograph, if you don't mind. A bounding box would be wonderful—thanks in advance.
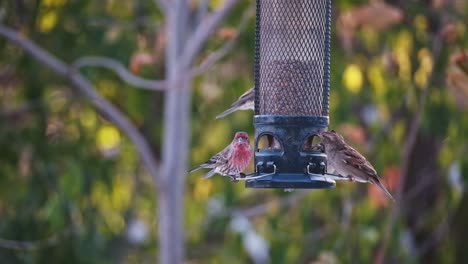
[216,87,254,119]
[188,132,253,180]
[318,130,394,201]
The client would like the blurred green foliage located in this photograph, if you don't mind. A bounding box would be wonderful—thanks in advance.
[1,0,468,263]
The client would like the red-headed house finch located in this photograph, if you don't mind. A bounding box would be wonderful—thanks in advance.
[216,87,254,119]
[189,132,253,180]
[318,130,394,201]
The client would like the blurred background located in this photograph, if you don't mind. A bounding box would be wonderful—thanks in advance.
[1,0,468,263]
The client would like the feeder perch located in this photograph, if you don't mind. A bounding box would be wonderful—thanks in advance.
[246,0,335,189]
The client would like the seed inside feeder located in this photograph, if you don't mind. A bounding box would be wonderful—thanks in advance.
[260,60,324,116]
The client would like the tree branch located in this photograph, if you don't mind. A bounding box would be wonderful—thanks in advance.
[0,24,161,188]
[375,17,446,264]
[181,0,240,67]
[72,7,252,92]
[190,5,254,75]
[73,56,168,91]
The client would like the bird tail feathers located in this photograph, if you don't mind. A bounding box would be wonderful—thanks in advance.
[216,106,238,119]
[202,169,217,179]
[188,165,204,173]
[373,180,395,202]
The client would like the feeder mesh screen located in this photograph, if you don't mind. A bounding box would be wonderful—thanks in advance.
[254,0,331,116]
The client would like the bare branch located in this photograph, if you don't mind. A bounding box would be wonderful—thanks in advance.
[73,56,167,91]
[196,0,209,25]
[0,24,161,188]
[73,7,252,92]
[181,0,241,67]
[191,5,254,75]
[375,17,447,264]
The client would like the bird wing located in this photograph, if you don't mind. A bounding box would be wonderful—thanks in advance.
[215,87,254,119]
[188,145,231,173]
[202,169,217,179]
[235,87,254,107]
[335,140,394,201]
[341,144,377,176]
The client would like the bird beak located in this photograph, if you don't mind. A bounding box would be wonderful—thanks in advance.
[237,137,245,144]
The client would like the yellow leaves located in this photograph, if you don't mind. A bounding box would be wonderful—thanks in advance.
[361,26,379,51]
[106,0,133,19]
[418,48,434,73]
[112,176,133,211]
[414,48,433,88]
[96,125,121,156]
[39,11,58,33]
[343,64,363,93]
[97,79,118,98]
[80,109,97,129]
[367,62,386,97]
[414,15,428,39]
[91,176,133,234]
[43,0,67,7]
[394,30,413,82]
[210,0,224,9]
[39,0,67,33]
[392,120,406,143]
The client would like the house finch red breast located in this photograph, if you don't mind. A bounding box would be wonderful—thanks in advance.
[188,132,253,180]
[318,130,394,201]
[216,87,254,119]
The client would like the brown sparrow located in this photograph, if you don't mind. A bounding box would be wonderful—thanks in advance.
[216,87,254,119]
[318,130,394,201]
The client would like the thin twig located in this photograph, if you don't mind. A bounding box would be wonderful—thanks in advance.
[190,5,254,75]
[376,18,446,264]
[196,0,209,26]
[73,56,168,90]
[72,7,252,92]
[0,24,161,188]
[181,0,241,67]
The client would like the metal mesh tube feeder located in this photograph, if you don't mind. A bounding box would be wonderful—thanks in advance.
[246,0,335,189]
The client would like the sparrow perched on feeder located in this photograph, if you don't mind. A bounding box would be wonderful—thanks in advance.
[318,130,394,201]
[216,87,254,119]
[188,132,253,181]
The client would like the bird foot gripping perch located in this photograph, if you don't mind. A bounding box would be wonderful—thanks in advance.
[230,164,278,182]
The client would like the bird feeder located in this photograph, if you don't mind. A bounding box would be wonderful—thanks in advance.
[246,0,335,189]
